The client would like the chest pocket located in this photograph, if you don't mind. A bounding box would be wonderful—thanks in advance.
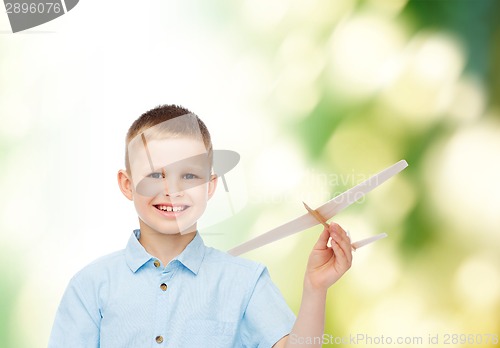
[181,319,237,347]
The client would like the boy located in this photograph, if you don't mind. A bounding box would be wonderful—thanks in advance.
[48,105,353,347]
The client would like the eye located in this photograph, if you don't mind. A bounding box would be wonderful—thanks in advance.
[183,173,199,180]
[147,172,164,179]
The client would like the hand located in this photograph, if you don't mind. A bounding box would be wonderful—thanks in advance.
[304,222,353,291]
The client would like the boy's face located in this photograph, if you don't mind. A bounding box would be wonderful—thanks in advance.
[127,136,217,235]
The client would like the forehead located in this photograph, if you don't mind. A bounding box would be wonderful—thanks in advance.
[128,113,210,176]
[129,137,208,172]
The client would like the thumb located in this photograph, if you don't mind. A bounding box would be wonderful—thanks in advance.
[313,225,331,250]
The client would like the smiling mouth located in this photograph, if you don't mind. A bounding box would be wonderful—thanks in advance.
[154,204,189,212]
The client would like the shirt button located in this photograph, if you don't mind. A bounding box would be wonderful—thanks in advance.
[153,260,160,268]
[160,283,168,291]
[155,335,164,344]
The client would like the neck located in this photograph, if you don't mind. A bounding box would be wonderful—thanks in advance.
[138,220,197,266]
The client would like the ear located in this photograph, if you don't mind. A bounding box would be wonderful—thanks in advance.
[117,169,134,201]
[207,174,218,200]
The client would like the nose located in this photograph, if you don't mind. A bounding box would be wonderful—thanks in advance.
[161,170,184,197]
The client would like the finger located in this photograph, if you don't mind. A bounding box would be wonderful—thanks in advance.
[332,239,353,271]
[331,223,352,249]
[339,234,353,265]
[313,226,331,250]
[331,223,349,241]
[340,237,353,266]
[330,238,349,267]
[330,224,353,265]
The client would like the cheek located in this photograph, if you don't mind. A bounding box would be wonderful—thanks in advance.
[132,195,151,212]
[186,183,209,198]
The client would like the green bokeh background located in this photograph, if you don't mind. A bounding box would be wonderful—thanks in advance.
[1,0,499,347]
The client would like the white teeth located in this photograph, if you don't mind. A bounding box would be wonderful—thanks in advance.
[157,205,186,212]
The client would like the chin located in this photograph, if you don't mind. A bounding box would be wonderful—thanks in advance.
[156,229,182,235]
[138,210,201,235]
[152,221,198,235]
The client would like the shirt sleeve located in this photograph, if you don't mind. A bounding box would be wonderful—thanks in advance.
[240,265,296,348]
[48,274,101,348]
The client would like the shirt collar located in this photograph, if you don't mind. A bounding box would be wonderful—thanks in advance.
[175,231,206,275]
[125,229,206,275]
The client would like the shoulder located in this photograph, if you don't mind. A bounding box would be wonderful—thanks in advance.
[201,245,268,283]
[70,249,126,285]
[204,245,265,271]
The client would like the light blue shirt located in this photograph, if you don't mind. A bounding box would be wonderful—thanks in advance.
[48,230,296,347]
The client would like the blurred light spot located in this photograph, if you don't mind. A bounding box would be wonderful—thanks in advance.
[274,30,326,117]
[424,119,500,244]
[328,13,406,99]
[381,32,465,125]
[251,138,305,196]
[367,175,416,226]
[448,75,486,122]
[414,34,464,83]
[454,254,500,310]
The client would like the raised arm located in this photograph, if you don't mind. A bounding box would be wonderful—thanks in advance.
[273,223,352,348]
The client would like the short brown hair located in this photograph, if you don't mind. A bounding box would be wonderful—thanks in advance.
[125,104,213,173]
